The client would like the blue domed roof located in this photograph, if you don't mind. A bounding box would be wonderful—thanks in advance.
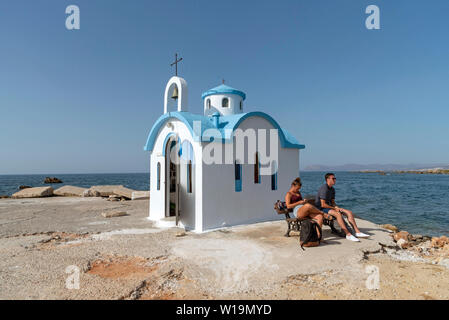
[144,111,305,152]
[201,84,246,100]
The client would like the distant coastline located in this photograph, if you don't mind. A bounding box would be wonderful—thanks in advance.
[304,163,449,172]
[360,169,449,175]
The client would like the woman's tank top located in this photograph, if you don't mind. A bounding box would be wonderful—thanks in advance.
[290,192,303,203]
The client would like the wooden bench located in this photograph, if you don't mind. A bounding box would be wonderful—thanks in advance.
[274,199,341,237]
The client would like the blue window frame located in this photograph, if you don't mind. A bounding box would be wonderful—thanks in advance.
[235,161,242,192]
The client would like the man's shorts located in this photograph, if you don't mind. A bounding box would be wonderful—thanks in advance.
[321,208,331,214]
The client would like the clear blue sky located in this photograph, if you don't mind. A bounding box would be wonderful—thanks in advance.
[1,0,448,174]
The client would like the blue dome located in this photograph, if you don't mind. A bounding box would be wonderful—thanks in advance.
[201,84,246,100]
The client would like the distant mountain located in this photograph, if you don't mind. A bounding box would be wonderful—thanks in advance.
[303,163,449,172]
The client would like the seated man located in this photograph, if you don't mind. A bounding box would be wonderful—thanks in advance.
[315,173,369,242]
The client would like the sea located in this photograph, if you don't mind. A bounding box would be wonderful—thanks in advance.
[1,172,448,237]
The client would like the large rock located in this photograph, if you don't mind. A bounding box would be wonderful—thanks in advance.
[112,186,136,199]
[107,195,120,202]
[44,177,63,184]
[380,224,399,233]
[19,185,32,190]
[412,234,423,240]
[82,189,101,197]
[12,187,54,199]
[431,236,449,248]
[442,244,449,257]
[131,191,150,200]
[101,211,128,218]
[396,238,410,249]
[86,185,124,197]
[394,231,411,242]
[0,195,9,199]
[54,185,87,197]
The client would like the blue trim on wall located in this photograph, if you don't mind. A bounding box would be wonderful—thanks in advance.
[235,162,242,192]
[161,132,181,156]
[235,179,242,192]
[144,111,306,152]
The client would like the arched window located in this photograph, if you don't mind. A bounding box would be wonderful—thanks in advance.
[222,98,229,108]
[271,161,278,191]
[206,98,211,109]
[157,162,161,191]
[187,160,192,193]
[254,152,260,184]
[235,161,242,192]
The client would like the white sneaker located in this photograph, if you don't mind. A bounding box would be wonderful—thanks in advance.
[346,234,360,242]
[356,232,369,238]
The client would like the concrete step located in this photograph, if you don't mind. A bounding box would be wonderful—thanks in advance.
[155,216,184,229]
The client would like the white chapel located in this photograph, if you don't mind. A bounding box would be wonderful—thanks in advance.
[144,65,305,232]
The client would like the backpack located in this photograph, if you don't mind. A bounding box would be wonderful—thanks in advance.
[274,200,289,214]
[299,220,322,250]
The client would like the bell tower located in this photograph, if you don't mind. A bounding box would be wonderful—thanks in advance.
[164,53,188,114]
[164,76,188,114]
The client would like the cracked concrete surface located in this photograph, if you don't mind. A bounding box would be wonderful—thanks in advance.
[0,197,448,300]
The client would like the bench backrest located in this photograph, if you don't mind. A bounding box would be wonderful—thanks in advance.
[274,200,293,218]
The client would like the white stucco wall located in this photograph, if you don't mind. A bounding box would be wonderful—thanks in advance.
[204,93,243,116]
[200,116,300,231]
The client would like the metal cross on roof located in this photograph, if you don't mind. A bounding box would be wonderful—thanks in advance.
[170,53,183,76]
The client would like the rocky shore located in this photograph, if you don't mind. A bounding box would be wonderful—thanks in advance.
[395,169,449,175]
[380,224,449,268]
[8,185,149,201]
[360,169,449,175]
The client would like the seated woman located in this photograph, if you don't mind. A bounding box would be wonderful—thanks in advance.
[285,177,326,228]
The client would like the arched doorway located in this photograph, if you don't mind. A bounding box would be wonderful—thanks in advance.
[163,135,196,229]
[165,136,180,224]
